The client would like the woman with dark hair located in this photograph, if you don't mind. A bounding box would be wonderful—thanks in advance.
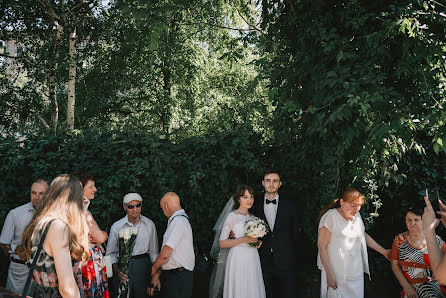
[73,172,109,298]
[391,207,446,298]
[210,185,265,298]
[317,188,390,298]
[16,174,90,297]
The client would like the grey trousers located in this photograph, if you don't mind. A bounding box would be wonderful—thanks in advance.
[6,261,34,295]
[161,269,193,298]
[127,256,151,298]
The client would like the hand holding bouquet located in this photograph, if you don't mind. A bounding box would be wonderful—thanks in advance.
[117,226,138,297]
[245,217,269,247]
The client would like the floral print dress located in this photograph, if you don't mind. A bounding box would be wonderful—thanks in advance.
[81,243,109,298]
[30,219,83,298]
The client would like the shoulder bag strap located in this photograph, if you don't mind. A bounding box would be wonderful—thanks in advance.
[22,219,56,297]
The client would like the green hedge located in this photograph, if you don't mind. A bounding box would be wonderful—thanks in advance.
[0,129,266,255]
[1,129,445,283]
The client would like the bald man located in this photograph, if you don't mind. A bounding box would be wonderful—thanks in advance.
[148,192,195,298]
[0,179,48,294]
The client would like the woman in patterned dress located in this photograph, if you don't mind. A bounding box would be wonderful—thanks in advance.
[16,174,90,297]
[75,172,109,298]
[391,208,446,298]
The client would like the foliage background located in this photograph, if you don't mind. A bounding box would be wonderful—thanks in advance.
[1,129,445,296]
[1,0,446,296]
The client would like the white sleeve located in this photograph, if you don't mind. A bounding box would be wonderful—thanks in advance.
[105,223,119,264]
[219,213,234,241]
[318,210,335,232]
[148,221,159,263]
[0,210,15,246]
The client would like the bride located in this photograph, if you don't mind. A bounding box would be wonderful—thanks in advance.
[209,185,266,298]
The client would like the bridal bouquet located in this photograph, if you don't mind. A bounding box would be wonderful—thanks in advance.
[117,226,138,298]
[245,217,269,247]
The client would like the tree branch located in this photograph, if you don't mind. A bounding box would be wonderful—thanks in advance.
[69,0,97,15]
[4,101,50,131]
[232,2,263,34]
[36,0,63,23]
[176,21,258,32]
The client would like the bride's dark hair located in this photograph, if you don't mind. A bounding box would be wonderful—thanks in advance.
[232,185,255,209]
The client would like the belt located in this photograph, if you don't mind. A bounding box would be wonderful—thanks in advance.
[164,267,190,273]
[10,257,28,265]
[131,253,150,260]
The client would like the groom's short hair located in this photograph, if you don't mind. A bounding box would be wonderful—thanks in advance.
[263,168,281,180]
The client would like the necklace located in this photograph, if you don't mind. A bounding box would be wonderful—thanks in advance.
[408,233,425,249]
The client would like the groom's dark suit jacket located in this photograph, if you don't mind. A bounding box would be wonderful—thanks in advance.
[251,190,301,271]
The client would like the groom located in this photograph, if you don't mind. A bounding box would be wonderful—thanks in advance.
[251,169,300,298]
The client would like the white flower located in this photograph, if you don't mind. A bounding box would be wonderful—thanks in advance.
[119,227,135,242]
[372,200,382,208]
[118,229,125,239]
[126,228,133,240]
[245,217,269,239]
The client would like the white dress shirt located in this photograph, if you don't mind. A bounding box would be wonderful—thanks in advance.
[263,194,279,231]
[162,209,195,271]
[0,202,35,259]
[106,214,159,264]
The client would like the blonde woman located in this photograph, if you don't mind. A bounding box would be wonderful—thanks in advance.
[317,188,390,298]
[16,174,89,298]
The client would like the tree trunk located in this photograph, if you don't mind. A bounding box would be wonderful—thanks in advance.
[48,22,64,133]
[67,25,77,130]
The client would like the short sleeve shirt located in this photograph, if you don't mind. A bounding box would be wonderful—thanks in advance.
[0,202,35,258]
[161,209,195,271]
[317,209,369,282]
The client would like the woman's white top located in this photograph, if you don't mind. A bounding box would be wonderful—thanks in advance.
[317,209,370,282]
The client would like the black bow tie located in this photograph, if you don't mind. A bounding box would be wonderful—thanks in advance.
[266,199,277,205]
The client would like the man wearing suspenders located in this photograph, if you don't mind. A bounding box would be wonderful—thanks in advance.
[148,192,195,298]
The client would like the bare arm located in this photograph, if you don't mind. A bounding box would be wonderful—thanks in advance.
[148,244,174,296]
[85,211,107,244]
[365,233,391,260]
[148,269,162,296]
[391,259,418,298]
[0,243,10,257]
[219,236,258,248]
[423,196,446,284]
[44,220,80,298]
[317,226,337,289]
[151,245,173,276]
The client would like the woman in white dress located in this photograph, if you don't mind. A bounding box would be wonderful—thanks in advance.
[317,188,391,298]
[211,185,266,298]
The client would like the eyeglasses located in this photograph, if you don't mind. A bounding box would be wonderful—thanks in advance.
[127,203,142,209]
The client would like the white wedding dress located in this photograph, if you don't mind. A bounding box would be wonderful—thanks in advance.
[219,212,266,298]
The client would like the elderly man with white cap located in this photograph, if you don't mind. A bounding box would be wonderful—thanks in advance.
[106,193,159,298]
